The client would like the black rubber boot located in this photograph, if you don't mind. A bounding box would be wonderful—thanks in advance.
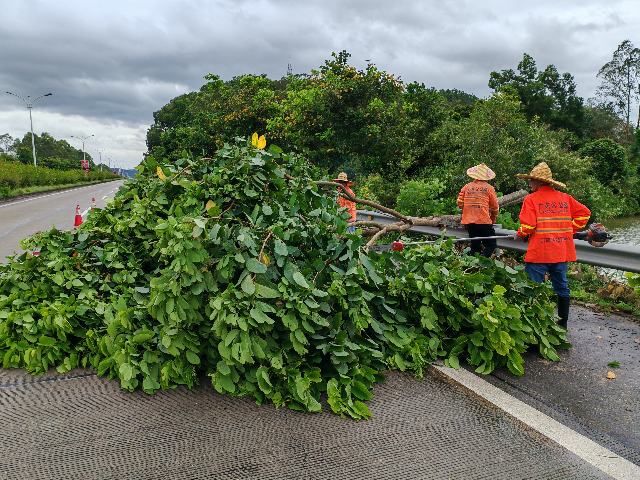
[557,295,570,329]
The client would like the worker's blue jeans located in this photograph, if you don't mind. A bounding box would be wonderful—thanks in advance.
[524,262,570,297]
[346,222,355,234]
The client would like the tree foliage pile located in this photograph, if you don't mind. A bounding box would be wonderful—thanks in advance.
[0,138,570,419]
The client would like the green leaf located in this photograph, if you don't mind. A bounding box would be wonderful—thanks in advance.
[217,361,231,375]
[250,308,274,324]
[607,361,620,368]
[186,350,200,364]
[448,356,460,369]
[256,283,280,298]
[292,271,309,289]
[394,353,406,371]
[257,367,272,394]
[246,258,267,274]
[119,363,134,381]
[38,336,57,346]
[132,331,154,344]
[241,275,256,295]
[218,374,236,393]
[419,306,438,330]
[274,240,288,256]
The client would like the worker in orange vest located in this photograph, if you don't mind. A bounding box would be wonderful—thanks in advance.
[334,172,357,233]
[514,162,591,329]
[456,163,500,257]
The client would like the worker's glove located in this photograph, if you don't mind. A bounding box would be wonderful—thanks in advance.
[513,235,528,243]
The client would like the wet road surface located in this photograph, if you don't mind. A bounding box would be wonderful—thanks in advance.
[471,305,640,464]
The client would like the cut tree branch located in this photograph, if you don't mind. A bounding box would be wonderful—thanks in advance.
[311,181,412,222]
[279,168,529,246]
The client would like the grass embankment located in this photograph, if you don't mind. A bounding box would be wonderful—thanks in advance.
[498,249,640,317]
[0,159,119,198]
[0,179,121,200]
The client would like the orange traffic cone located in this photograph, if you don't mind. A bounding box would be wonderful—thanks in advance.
[74,205,83,229]
[91,198,96,210]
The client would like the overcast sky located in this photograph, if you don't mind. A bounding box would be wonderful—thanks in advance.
[1,0,638,168]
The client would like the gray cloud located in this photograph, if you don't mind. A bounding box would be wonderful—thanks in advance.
[0,0,638,167]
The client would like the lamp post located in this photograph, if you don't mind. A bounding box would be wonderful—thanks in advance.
[94,148,105,171]
[6,92,52,167]
[70,135,94,169]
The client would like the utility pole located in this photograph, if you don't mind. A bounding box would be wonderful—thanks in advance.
[94,148,106,171]
[6,92,52,167]
[71,135,94,166]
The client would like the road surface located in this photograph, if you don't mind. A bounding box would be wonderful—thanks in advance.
[0,180,125,262]
[1,187,640,478]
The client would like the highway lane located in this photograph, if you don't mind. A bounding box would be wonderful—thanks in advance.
[0,180,125,262]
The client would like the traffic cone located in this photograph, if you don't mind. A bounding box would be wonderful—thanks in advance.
[91,198,96,210]
[74,205,83,229]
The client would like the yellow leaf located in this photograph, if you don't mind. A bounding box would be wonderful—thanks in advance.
[206,200,216,213]
[157,166,167,181]
[606,371,616,379]
[259,252,270,267]
[251,132,258,148]
[635,339,639,343]
[257,135,266,150]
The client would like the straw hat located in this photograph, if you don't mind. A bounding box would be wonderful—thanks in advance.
[466,163,496,181]
[333,172,354,186]
[515,162,566,188]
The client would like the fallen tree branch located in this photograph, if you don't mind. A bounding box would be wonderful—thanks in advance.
[279,166,529,243]
[311,181,411,222]
[359,189,529,238]
[365,222,413,248]
[349,221,385,229]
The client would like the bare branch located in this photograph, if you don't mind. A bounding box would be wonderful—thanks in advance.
[349,221,385,229]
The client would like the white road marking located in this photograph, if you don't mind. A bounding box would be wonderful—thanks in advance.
[434,365,640,480]
[36,207,66,221]
[0,219,31,238]
[0,182,120,209]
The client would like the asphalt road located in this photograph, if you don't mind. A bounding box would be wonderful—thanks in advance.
[471,305,640,464]
[0,180,125,262]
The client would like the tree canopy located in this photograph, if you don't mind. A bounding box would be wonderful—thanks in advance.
[489,53,585,139]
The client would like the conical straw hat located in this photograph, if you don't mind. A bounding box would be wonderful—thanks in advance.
[333,172,354,185]
[515,162,566,188]
[466,163,496,181]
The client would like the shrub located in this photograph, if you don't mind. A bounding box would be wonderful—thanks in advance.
[579,138,629,187]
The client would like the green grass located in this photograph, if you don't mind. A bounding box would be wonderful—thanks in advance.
[1,179,120,199]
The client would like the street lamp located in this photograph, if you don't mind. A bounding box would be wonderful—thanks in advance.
[6,91,52,167]
[70,135,94,167]
[94,148,105,171]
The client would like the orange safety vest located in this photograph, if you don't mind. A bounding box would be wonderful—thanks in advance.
[337,185,357,222]
[516,186,591,263]
[456,180,499,225]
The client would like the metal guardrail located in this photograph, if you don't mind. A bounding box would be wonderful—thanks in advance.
[357,210,640,274]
